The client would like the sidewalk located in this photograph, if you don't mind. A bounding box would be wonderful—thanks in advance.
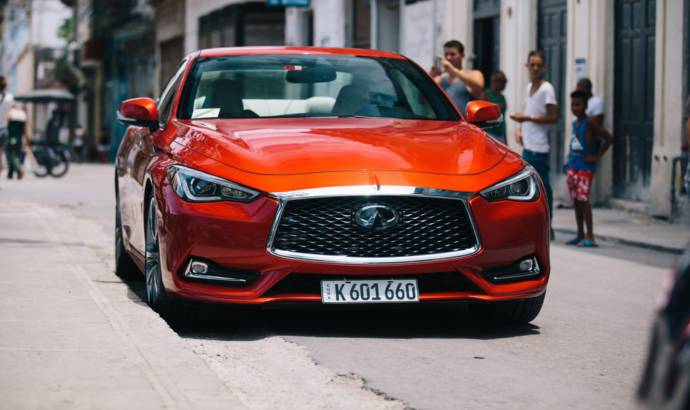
[552,206,690,254]
[0,201,246,409]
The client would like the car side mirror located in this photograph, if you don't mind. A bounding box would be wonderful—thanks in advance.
[117,97,159,132]
[465,100,502,129]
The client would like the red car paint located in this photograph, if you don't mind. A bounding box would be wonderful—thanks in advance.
[115,47,549,306]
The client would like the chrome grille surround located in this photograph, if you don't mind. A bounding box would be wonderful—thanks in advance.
[266,186,481,264]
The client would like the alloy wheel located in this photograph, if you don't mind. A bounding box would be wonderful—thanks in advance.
[145,197,162,308]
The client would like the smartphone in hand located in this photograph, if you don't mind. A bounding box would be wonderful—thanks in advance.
[434,56,442,71]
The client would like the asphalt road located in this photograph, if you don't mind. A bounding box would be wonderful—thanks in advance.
[0,164,677,409]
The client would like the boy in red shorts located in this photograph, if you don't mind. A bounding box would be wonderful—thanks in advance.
[565,90,613,247]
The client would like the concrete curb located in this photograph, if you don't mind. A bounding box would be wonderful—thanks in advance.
[553,227,684,255]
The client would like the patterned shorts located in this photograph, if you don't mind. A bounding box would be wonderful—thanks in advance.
[566,167,594,202]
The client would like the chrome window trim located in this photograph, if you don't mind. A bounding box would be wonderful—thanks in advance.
[265,186,481,265]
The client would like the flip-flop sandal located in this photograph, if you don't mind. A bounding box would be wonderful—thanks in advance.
[565,237,581,245]
[578,239,598,248]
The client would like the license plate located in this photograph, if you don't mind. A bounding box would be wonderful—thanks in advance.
[321,279,419,304]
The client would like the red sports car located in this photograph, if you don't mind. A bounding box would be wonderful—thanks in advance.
[115,47,550,324]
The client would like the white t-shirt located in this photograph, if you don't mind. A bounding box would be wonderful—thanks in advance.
[0,92,14,129]
[522,81,557,153]
[7,107,27,122]
[587,95,604,117]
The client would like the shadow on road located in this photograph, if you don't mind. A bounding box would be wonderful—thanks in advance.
[182,303,539,341]
[119,274,539,342]
[119,276,539,341]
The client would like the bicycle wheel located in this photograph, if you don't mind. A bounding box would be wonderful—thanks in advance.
[50,149,69,177]
[31,148,51,178]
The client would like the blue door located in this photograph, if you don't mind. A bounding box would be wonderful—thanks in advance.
[614,0,656,199]
[538,0,567,178]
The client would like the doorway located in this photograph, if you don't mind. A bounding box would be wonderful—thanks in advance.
[472,0,500,81]
[537,0,567,178]
[613,0,656,199]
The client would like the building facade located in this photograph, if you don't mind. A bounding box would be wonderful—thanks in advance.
[0,0,72,137]
[73,0,155,159]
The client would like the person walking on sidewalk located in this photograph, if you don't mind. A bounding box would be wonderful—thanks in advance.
[0,76,15,177]
[510,50,559,223]
[5,103,29,180]
[430,40,485,115]
[481,71,508,144]
[565,90,613,247]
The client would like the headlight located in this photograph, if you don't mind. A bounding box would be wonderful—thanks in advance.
[167,165,260,203]
[480,167,540,202]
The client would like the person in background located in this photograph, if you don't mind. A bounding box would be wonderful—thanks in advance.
[576,78,605,127]
[0,76,15,177]
[565,90,613,247]
[430,40,485,115]
[5,103,29,180]
[510,50,559,227]
[481,71,508,144]
[72,124,85,162]
[97,126,111,163]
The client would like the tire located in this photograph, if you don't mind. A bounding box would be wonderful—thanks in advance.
[469,292,546,325]
[49,148,69,177]
[145,196,188,324]
[115,197,142,280]
[31,148,51,178]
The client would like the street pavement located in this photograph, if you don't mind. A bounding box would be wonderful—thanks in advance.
[552,204,689,254]
[0,164,684,409]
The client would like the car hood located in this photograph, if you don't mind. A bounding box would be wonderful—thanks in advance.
[174,118,507,176]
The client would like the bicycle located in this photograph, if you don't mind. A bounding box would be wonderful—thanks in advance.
[29,141,70,178]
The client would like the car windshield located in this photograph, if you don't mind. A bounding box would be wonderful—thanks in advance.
[177,54,460,121]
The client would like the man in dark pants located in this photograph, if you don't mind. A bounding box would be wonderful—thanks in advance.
[510,50,559,230]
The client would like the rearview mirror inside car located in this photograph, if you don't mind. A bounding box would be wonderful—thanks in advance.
[286,64,337,83]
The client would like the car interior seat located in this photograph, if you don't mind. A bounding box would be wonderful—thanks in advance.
[207,79,258,118]
[331,84,378,117]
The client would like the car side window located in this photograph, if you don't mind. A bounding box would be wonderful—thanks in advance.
[157,60,189,128]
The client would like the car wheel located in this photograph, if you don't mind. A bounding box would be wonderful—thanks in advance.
[115,197,141,280]
[145,196,187,323]
[470,292,546,325]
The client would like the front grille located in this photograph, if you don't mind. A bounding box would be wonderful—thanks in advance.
[271,196,478,259]
[263,272,483,296]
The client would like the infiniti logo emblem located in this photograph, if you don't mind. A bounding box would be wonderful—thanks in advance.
[353,204,400,231]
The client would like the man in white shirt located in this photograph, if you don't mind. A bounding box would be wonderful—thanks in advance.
[510,50,560,222]
[0,76,15,176]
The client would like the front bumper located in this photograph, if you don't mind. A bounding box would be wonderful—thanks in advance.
[154,177,550,305]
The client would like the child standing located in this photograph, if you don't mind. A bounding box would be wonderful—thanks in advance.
[481,71,508,144]
[565,90,613,247]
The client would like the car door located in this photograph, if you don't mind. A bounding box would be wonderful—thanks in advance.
[122,59,189,256]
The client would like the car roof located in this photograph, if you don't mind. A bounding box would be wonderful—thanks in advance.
[197,46,407,60]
